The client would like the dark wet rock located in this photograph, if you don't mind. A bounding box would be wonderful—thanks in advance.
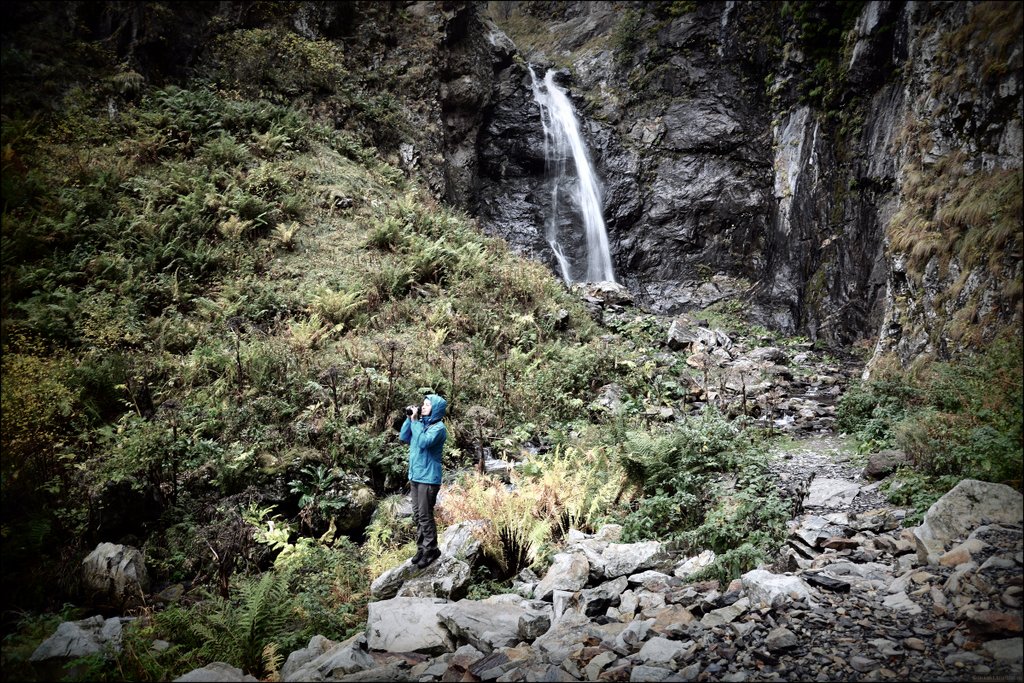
[863,449,912,480]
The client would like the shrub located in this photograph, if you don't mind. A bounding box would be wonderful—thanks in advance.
[438,472,553,574]
[0,337,80,525]
[283,539,369,642]
[155,571,294,679]
[199,133,250,168]
[839,337,1022,517]
[310,287,365,327]
[364,494,417,578]
[209,28,348,101]
[836,377,919,452]
[438,444,631,576]
[616,412,787,582]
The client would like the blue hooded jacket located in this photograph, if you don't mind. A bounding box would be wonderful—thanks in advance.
[399,394,447,485]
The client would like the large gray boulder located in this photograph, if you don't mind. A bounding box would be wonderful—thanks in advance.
[802,479,862,509]
[741,569,817,607]
[637,636,688,666]
[912,479,1024,565]
[281,634,337,681]
[369,559,421,601]
[666,319,733,353]
[673,549,716,579]
[81,543,149,609]
[174,662,258,682]
[601,541,669,578]
[534,552,590,601]
[282,633,374,681]
[396,555,473,600]
[862,450,912,480]
[366,597,455,655]
[335,485,377,532]
[30,616,128,662]
[371,521,488,600]
[439,520,489,559]
[437,595,553,653]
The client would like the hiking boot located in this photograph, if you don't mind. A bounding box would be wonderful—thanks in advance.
[411,548,424,565]
[416,549,440,569]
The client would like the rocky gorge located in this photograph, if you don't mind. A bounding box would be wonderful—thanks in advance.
[2,2,1020,681]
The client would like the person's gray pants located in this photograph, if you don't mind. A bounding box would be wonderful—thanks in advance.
[410,481,440,554]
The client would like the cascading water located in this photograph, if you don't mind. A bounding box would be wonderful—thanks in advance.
[529,67,616,284]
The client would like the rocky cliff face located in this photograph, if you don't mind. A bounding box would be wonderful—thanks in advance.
[443,0,1021,370]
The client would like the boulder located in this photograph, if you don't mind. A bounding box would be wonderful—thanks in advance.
[601,542,669,579]
[862,450,911,480]
[174,662,258,682]
[673,549,716,579]
[30,616,128,663]
[533,610,607,664]
[700,597,750,627]
[370,559,421,600]
[365,597,455,655]
[802,479,861,508]
[741,569,816,607]
[576,281,634,306]
[81,543,149,609]
[667,320,733,353]
[911,479,1024,565]
[593,383,626,415]
[335,485,377,531]
[594,524,624,542]
[283,633,374,681]
[627,570,676,593]
[438,520,489,560]
[579,576,628,616]
[437,596,552,653]
[281,634,336,681]
[535,552,590,601]
[396,555,472,599]
[637,636,687,666]
[372,521,487,600]
[745,347,788,364]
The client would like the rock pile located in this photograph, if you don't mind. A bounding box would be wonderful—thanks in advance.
[262,479,1021,682]
[32,454,1021,682]
[595,310,858,435]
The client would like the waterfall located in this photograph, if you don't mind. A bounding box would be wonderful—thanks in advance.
[529,67,616,284]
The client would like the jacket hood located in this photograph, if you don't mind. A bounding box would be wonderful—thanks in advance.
[421,394,447,425]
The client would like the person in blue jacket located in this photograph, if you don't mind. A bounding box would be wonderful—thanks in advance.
[399,393,448,568]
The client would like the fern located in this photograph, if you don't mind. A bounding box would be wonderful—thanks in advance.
[311,286,365,325]
[262,642,283,682]
[160,572,294,678]
[272,221,300,250]
[621,430,677,489]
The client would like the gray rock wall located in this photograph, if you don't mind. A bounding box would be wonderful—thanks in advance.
[456,0,1021,366]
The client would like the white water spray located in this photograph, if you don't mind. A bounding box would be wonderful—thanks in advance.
[529,67,615,284]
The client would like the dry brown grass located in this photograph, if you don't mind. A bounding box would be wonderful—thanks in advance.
[937,2,1022,91]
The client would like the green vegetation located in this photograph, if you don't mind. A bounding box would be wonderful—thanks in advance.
[611,9,645,66]
[616,410,790,584]
[838,334,1023,521]
[775,0,866,123]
